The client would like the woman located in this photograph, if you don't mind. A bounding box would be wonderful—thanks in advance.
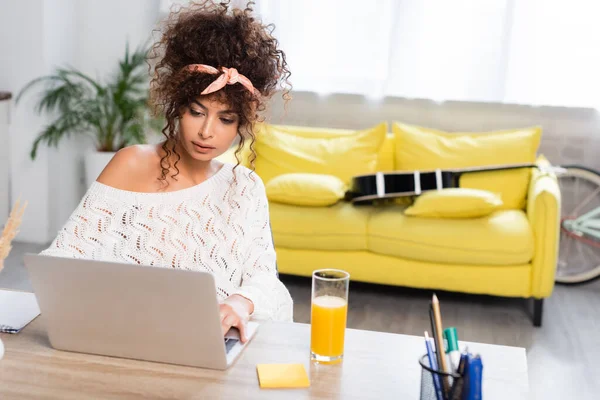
[40,1,293,342]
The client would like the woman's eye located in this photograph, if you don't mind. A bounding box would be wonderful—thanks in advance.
[190,109,203,117]
[220,118,235,124]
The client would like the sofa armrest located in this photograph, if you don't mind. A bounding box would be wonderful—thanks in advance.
[526,165,561,298]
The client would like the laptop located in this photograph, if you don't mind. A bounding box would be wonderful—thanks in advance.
[23,254,259,370]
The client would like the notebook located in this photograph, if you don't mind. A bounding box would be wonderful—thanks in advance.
[0,289,40,333]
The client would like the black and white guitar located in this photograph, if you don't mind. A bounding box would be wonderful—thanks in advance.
[346,163,564,203]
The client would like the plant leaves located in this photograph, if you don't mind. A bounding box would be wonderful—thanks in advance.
[30,108,87,159]
[22,41,159,155]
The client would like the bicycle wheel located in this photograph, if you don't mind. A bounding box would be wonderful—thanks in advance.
[556,165,600,284]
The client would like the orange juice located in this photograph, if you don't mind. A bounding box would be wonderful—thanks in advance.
[310,295,348,360]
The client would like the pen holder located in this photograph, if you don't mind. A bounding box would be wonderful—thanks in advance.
[418,354,463,400]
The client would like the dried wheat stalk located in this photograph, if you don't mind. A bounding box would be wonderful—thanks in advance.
[0,199,28,272]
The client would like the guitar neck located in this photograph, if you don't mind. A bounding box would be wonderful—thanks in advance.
[450,163,538,175]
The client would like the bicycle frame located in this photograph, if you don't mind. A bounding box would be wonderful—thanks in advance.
[563,206,600,241]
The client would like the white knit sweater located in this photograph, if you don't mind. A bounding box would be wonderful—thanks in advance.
[41,163,293,322]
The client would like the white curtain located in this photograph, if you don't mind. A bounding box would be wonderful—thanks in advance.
[256,0,512,102]
[257,0,600,108]
[504,0,600,108]
[257,0,396,98]
[159,0,600,108]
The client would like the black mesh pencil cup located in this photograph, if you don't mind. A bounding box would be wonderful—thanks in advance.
[418,354,463,400]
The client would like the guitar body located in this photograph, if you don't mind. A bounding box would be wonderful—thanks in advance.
[348,170,456,203]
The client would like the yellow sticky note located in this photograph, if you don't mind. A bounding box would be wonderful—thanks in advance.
[256,363,310,389]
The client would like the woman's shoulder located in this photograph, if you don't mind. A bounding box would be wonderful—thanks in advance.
[96,145,160,191]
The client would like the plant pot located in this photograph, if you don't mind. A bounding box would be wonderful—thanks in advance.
[84,151,116,188]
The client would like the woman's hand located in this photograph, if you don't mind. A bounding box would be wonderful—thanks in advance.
[220,294,254,343]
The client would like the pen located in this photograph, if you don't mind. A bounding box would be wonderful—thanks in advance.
[424,331,444,400]
[464,353,483,400]
[444,327,461,372]
[449,352,468,400]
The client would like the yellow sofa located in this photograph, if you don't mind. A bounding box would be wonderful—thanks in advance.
[219,123,561,326]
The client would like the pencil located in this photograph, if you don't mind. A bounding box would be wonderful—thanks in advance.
[429,305,439,357]
[432,294,451,395]
[429,302,447,396]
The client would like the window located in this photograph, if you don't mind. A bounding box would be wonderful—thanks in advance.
[161,0,600,108]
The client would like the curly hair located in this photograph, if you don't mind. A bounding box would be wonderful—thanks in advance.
[149,0,291,184]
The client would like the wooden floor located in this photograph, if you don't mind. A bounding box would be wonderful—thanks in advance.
[3,242,597,399]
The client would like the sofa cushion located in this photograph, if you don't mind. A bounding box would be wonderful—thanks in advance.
[368,206,534,265]
[404,188,503,218]
[257,124,395,172]
[393,122,541,209]
[266,173,346,207]
[269,201,373,251]
[254,122,387,185]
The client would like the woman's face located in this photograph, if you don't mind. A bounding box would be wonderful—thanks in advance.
[178,96,240,162]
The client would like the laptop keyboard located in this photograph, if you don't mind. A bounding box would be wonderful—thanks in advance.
[224,338,239,354]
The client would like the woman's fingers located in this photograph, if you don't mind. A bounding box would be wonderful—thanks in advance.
[235,319,248,343]
[219,303,249,343]
[221,313,235,335]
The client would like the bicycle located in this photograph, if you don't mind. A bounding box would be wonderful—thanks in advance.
[556,165,600,284]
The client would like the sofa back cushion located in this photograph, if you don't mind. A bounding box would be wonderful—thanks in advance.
[254,122,388,184]
[392,122,542,209]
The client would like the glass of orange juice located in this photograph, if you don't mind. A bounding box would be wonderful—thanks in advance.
[310,269,350,364]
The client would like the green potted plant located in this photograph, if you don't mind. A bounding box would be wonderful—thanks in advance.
[17,43,161,187]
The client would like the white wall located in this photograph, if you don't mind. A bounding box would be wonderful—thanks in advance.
[75,0,161,78]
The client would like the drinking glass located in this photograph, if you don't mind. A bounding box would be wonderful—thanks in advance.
[310,269,350,364]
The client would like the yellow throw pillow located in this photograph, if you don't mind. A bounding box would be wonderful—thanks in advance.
[404,188,503,218]
[393,122,542,209]
[254,122,387,185]
[265,173,347,207]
